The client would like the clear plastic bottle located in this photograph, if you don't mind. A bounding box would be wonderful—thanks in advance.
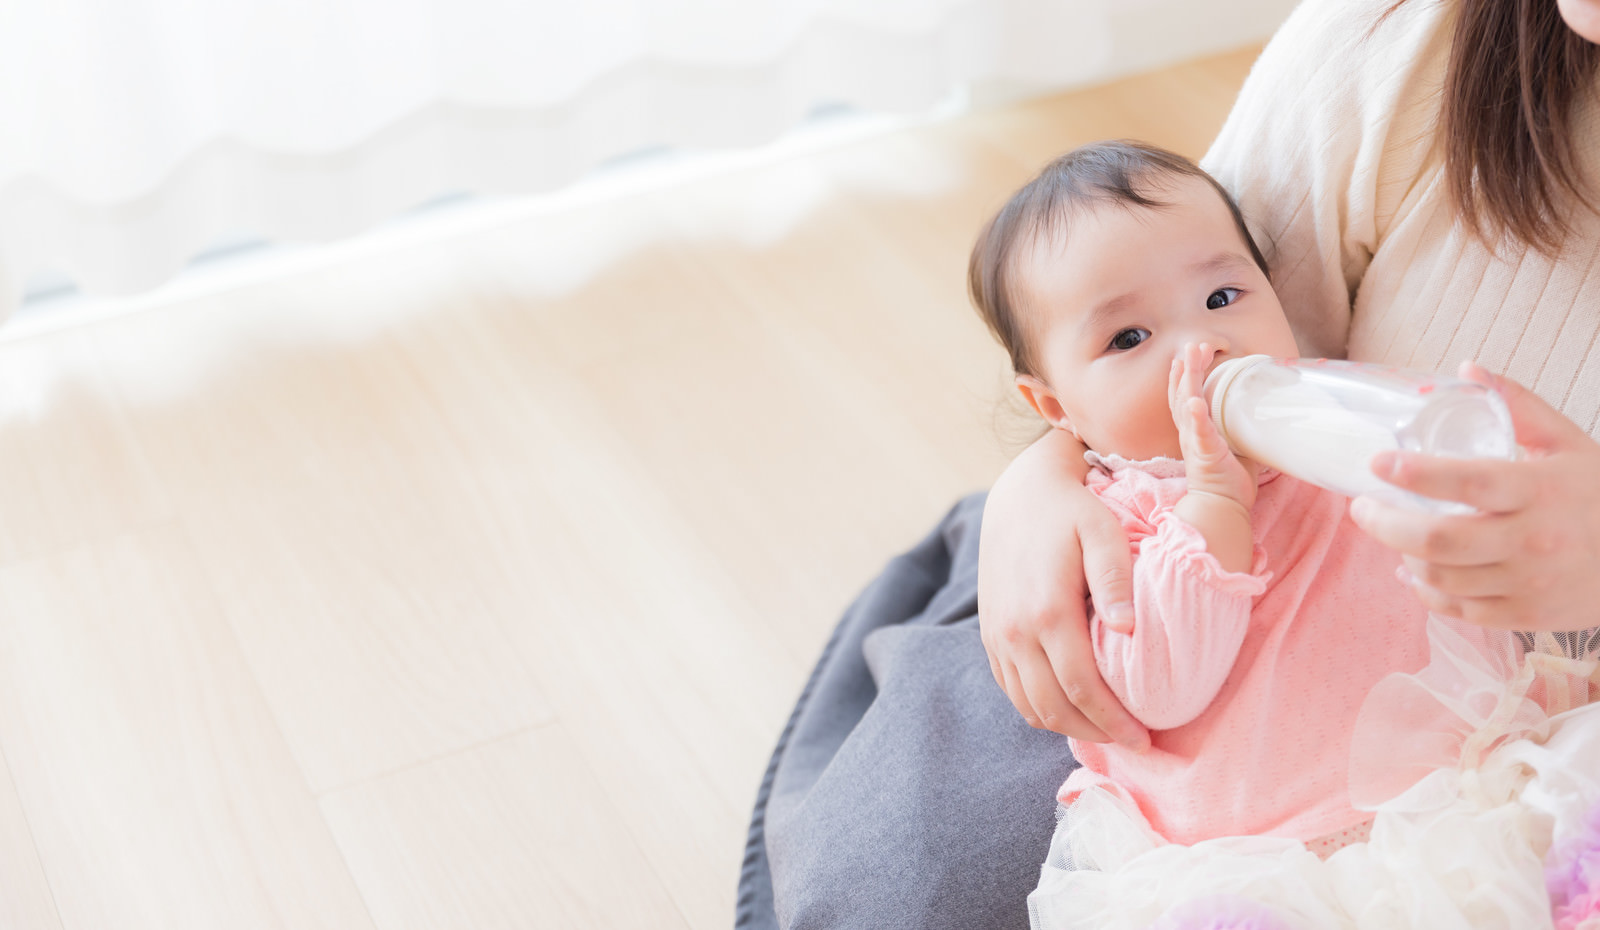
[1202,355,1517,513]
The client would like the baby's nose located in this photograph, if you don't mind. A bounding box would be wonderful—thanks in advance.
[1188,339,1226,364]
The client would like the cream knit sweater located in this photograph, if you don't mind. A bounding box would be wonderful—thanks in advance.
[1204,0,1600,436]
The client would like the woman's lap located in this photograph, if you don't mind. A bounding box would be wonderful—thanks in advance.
[737,492,1078,930]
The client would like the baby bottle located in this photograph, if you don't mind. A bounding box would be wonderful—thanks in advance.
[1202,356,1517,513]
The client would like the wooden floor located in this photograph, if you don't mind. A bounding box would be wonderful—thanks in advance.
[0,46,1261,930]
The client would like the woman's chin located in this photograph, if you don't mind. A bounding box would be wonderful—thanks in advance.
[1558,0,1600,43]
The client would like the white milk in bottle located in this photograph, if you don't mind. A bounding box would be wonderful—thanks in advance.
[1202,356,1517,513]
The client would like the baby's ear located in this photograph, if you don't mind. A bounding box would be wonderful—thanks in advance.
[1014,375,1078,437]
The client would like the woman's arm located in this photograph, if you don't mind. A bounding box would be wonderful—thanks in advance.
[1351,363,1600,634]
[977,429,1149,749]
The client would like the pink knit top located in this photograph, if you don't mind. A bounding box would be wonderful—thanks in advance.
[1060,456,1433,846]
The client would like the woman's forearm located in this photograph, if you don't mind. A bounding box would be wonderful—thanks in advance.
[994,427,1091,491]
[977,425,1147,746]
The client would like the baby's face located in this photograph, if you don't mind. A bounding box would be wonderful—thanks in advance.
[1014,174,1299,460]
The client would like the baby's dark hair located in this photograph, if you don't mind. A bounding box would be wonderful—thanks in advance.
[967,140,1269,378]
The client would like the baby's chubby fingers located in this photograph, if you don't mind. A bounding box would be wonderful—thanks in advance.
[1172,345,1225,453]
[1181,342,1212,401]
[1167,355,1186,423]
[1168,343,1210,422]
[1183,396,1229,458]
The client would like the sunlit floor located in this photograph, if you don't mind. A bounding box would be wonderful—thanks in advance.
[0,45,1260,930]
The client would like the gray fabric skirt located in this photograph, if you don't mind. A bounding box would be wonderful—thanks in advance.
[736,492,1079,930]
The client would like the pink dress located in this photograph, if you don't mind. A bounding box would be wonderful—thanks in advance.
[1030,455,1600,930]
[1060,454,1431,845]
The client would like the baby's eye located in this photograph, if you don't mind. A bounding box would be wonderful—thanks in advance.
[1109,327,1150,351]
[1206,287,1242,310]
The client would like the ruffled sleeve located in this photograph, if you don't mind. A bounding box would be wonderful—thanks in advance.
[1094,511,1271,731]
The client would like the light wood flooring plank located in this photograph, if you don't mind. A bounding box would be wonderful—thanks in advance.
[321,724,691,930]
[492,563,757,930]
[0,337,170,566]
[400,269,874,926]
[954,43,1262,169]
[448,309,886,927]
[101,228,806,928]
[481,230,1008,655]
[81,293,560,794]
[0,743,63,930]
[649,157,1022,478]
[444,186,1021,924]
[0,526,374,930]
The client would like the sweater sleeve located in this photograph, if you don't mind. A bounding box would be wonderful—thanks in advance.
[1093,511,1269,731]
[1200,0,1448,359]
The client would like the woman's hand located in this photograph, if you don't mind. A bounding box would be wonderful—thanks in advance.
[978,428,1150,750]
[1349,362,1600,632]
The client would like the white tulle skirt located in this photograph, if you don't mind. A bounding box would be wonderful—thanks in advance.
[1028,618,1600,930]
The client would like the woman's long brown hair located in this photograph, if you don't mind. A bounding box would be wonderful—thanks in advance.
[1403,0,1600,252]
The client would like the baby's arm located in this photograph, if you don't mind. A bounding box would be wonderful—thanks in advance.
[1091,343,1266,729]
[1095,516,1265,729]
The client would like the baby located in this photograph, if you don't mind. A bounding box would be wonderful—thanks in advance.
[970,139,1430,851]
[969,139,1600,929]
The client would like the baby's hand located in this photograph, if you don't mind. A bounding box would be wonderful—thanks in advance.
[1169,342,1259,513]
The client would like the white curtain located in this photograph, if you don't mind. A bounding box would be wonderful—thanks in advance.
[0,0,1296,319]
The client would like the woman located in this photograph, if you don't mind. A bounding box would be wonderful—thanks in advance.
[738,2,1600,928]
